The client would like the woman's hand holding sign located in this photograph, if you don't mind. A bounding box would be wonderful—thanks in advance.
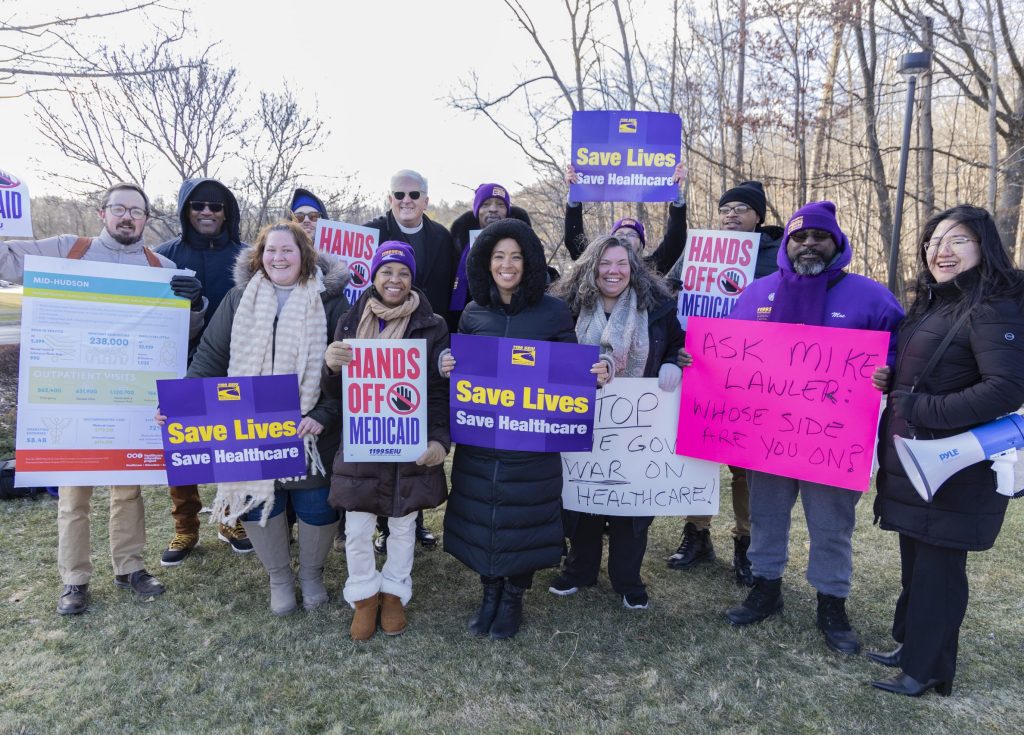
[415,440,447,467]
[591,359,610,387]
[297,416,323,437]
[325,340,353,372]
[440,350,456,378]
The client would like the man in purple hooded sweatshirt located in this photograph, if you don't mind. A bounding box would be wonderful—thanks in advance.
[704,201,903,655]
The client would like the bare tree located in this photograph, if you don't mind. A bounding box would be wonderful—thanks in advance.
[237,91,326,239]
[0,3,192,93]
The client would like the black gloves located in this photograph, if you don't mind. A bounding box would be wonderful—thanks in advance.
[170,275,203,311]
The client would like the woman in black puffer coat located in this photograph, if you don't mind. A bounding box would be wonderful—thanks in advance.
[869,205,1024,697]
[441,218,595,640]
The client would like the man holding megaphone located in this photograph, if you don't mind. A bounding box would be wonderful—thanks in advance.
[872,205,1024,698]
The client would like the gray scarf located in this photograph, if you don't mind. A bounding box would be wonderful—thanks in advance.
[575,287,649,378]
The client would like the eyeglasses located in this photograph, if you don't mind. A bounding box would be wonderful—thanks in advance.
[923,236,978,254]
[392,191,422,201]
[104,204,147,220]
[189,201,225,213]
[292,212,321,223]
[789,229,833,244]
[719,204,752,215]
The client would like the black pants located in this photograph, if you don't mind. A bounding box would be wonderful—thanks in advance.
[892,533,969,684]
[562,514,648,596]
[481,572,534,589]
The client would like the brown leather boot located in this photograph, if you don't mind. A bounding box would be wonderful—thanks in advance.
[350,594,379,640]
[379,592,407,636]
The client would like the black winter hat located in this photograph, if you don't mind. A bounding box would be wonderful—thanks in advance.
[719,181,767,223]
[466,218,547,308]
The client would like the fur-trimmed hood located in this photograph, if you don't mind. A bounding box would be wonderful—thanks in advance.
[232,246,350,300]
[466,218,548,310]
[450,205,532,250]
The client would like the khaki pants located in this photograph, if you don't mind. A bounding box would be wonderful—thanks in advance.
[57,486,146,585]
[685,465,751,538]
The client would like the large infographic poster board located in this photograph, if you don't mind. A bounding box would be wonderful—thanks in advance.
[15,255,190,486]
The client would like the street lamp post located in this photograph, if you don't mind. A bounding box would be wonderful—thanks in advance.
[888,50,933,298]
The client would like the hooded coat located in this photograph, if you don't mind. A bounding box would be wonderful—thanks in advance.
[728,228,904,364]
[321,286,451,517]
[156,178,247,339]
[362,211,457,327]
[447,204,532,332]
[443,218,577,578]
[186,248,350,489]
[875,270,1024,550]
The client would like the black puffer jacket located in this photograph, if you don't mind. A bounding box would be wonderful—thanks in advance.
[876,270,1024,550]
[186,249,350,490]
[444,219,577,578]
[322,287,450,517]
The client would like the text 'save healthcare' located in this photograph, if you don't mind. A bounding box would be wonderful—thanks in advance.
[676,317,889,492]
[156,374,307,485]
[342,339,427,462]
[449,334,599,452]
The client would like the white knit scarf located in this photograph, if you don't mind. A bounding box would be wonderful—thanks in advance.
[575,287,649,378]
[210,271,327,526]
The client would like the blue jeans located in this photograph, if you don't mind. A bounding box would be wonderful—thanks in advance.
[242,486,337,526]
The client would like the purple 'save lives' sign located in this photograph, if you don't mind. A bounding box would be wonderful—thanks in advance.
[450,334,599,452]
[569,110,682,203]
[157,374,306,485]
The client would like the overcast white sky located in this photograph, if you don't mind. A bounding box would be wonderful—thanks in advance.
[4,0,670,207]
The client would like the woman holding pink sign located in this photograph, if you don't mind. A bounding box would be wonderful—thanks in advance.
[322,241,450,641]
[550,233,684,610]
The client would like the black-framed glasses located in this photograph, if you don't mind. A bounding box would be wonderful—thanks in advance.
[922,236,978,254]
[789,229,833,244]
[104,204,147,220]
[189,201,225,213]
[293,212,321,223]
[392,191,422,201]
[719,204,752,215]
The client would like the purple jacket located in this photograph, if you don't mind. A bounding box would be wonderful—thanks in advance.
[728,238,904,365]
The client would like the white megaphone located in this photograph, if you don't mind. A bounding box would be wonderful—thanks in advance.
[894,413,1024,502]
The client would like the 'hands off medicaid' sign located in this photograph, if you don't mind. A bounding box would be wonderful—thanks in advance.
[569,111,681,203]
[0,168,32,237]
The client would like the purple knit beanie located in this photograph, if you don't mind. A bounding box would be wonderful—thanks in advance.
[612,217,646,246]
[473,183,511,218]
[370,241,417,280]
[784,201,846,251]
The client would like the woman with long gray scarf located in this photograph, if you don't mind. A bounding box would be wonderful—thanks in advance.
[161,221,348,616]
[322,242,450,640]
[549,234,684,609]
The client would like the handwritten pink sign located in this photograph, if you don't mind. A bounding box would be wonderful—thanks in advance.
[676,317,889,491]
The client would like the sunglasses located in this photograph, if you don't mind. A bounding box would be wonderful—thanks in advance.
[293,212,321,223]
[789,229,833,244]
[392,191,422,201]
[189,201,225,213]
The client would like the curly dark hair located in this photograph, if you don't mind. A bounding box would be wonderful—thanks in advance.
[551,234,669,316]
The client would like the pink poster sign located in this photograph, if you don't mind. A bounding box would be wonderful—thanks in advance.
[675,317,889,491]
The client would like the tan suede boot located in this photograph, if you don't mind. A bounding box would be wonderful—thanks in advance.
[350,594,379,640]
[380,592,407,636]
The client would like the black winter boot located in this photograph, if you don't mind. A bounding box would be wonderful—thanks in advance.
[667,522,715,569]
[733,535,754,587]
[816,592,862,655]
[725,576,783,626]
[468,579,503,636]
[489,581,525,640]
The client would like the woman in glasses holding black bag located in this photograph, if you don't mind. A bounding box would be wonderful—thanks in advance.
[870,205,1024,697]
